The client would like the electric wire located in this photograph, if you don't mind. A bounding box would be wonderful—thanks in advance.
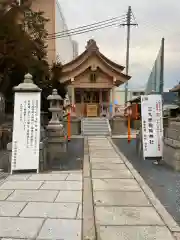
[47,16,127,40]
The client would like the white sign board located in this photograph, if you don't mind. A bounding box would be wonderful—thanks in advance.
[141,95,163,159]
[11,92,41,173]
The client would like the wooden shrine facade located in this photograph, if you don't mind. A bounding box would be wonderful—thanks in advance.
[60,39,131,117]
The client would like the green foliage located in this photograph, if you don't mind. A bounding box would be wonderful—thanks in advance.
[0,5,67,113]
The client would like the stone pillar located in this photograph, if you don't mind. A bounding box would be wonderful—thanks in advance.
[71,85,75,105]
[47,89,67,167]
[112,86,115,117]
[100,90,103,116]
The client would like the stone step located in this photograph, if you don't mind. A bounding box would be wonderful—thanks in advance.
[81,117,111,136]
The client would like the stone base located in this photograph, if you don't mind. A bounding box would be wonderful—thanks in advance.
[163,138,180,171]
[109,117,128,135]
[64,118,81,135]
[47,138,68,168]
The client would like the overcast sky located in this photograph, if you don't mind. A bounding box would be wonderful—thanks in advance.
[59,0,180,90]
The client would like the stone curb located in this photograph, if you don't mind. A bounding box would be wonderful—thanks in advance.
[108,137,180,234]
[82,136,96,240]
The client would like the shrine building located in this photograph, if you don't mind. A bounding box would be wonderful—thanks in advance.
[60,39,131,117]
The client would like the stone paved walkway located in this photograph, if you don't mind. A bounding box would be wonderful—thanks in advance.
[88,136,179,240]
[0,170,82,240]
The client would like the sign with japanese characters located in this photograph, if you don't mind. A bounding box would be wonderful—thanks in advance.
[141,95,163,159]
[11,92,41,173]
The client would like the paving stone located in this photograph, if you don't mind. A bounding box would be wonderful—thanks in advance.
[28,173,67,181]
[55,191,82,203]
[89,145,113,148]
[93,179,141,191]
[94,191,151,206]
[7,190,59,202]
[20,202,78,218]
[92,163,126,170]
[66,173,82,181]
[7,175,31,181]
[0,190,13,200]
[90,157,123,163]
[77,204,82,219]
[41,181,82,190]
[0,217,44,238]
[95,206,164,226]
[0,201,26,216]
[37,219,81,240]
[99,226,175,240]
[1,239,25,240]
[90,152,119,158]
[0,181,43,190]
[174,232,180,240]
[92,169,133,179]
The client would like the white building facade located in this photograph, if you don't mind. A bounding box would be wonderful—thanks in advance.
[55,0,78,64]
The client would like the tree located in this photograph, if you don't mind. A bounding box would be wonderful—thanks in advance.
[0,4,67,113]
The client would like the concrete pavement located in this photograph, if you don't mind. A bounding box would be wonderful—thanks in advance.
[0,136,180,239]
[0,170,82,239]
[86,136,180,240]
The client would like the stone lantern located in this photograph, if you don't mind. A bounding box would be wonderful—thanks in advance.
[47,89,67,167]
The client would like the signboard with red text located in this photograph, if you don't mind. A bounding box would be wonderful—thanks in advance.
[141,95,163,159]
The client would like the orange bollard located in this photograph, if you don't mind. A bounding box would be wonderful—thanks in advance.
[128,115,131,143]
[67,112,71,142]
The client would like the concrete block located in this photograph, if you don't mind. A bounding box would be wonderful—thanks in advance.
[93,179,141,191]
[7,175,31,181]
[90,157,123,163]
[37,219,81,240]
[0,181,44,190]
[99,226,174,240]
[20,202,78,219]
[95,206,164,226]
[41,181,82,190]
[0,190,13,200]
[0,201,26,216]
[92,169,133,179]
[92,163,126,170]
[90,151,119,158]
[28,173,68,181]
[0,217,44,238]
[66,173,82,181]
[55,191,82,203]
[94,191,150,206]
[7,190,58,202]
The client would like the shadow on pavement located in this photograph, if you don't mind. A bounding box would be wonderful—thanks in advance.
[113,138,180,225]
[52,138,84,171]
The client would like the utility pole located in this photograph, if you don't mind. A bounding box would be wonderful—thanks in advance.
[121,6,138,105]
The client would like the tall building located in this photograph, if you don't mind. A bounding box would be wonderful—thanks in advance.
[55,0,75,64]
[30,0,56,65]
[9,0,76,64]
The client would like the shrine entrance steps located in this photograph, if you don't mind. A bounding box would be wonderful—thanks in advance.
[81,118,111,136]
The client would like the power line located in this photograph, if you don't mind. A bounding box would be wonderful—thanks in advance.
[47,19,126,39]
[48,14,126,38]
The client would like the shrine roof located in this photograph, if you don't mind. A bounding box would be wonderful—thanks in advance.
[62,39,129,72]
[61,39,131,85]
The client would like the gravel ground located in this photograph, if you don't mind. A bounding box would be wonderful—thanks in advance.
[113,138,180,225]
